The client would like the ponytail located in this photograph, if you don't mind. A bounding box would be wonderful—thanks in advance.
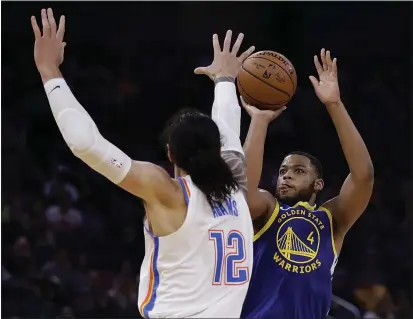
[187,150,239,204]
[161,108,239,205]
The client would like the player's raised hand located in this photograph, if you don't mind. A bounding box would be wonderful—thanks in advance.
[194,30,255,81]
[31,8,66,73]
[309,49,341,106]
[240,96,286,124]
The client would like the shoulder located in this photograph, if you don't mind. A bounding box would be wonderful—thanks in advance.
[122,161,184,208]
[251,189,277,222]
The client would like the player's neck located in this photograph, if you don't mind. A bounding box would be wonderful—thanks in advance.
[280,194,317,207]
[308,194,317,207]
[174,166,188,178]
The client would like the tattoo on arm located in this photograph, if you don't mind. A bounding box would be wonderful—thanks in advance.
[214,77,235,84]
[221,150,247,196]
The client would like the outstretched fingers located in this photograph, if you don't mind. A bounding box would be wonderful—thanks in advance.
[56,15,66,41]
[320,48,328,71]
[332,57,338,77]
[41,9,51,38]
[314,55,323,77]
[231,33,244,56]
[193,66,208,75]
[238,45,255,63]
[32,8,64,40]
[309,75,319,89]
[326,50,334,72]
[222,30,232,53]
[212,33,221,57]
[47,8,57,37]
[31,16,41,39]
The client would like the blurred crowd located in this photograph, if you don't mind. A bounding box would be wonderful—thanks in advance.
[2,2,411,319]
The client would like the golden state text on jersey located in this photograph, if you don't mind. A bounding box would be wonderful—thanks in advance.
[241,201,338,319]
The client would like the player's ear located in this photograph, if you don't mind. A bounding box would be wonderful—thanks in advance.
[314,178,324,192]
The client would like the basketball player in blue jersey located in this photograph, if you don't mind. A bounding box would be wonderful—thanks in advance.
[240,49,374,319]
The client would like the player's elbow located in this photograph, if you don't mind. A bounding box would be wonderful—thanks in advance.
[353,162,374,188]
[361,161,374,184]
[366,162,374,181]
[58,111,96,154]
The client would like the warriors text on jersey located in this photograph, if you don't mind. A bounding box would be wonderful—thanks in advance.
[241,201,338,319]
[138,176,254,318]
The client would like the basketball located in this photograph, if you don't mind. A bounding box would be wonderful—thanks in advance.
[237,51,297,109]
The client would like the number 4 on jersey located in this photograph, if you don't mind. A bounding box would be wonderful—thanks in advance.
[209,230,249,285]
[307,231,314,245]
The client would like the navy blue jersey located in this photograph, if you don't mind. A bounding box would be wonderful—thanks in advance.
[241,201,338,319]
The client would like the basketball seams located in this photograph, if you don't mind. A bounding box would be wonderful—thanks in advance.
[247,56,297,93]
[237,77,290,107]
[237,50,297,110]
[240,65,291,98]
[237,78,275,106]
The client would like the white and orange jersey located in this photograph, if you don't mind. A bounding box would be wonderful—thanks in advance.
[138,175,254,318]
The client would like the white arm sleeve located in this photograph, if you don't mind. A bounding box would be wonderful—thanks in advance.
[212,81,244,155]
[44,78,132,184]
[212,80,247,195]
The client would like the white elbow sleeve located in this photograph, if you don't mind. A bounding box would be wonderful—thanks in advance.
[45,79,132,184]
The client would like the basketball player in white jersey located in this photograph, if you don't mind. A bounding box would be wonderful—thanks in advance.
[31,9,254,318]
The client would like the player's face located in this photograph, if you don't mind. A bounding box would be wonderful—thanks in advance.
[275,154,322,205]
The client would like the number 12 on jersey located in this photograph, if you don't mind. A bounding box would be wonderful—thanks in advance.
[209,230,249,285]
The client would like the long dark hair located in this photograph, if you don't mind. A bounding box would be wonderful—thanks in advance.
[161,109,238,204]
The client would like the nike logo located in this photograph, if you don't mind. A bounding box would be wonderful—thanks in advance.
[49,85,60,95]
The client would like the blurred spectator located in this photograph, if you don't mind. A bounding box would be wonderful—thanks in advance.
[45,191,83,232]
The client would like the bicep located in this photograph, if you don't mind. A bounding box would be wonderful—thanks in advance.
[248,189,274,220]
[323,173,373,234]
[119,161,181,204]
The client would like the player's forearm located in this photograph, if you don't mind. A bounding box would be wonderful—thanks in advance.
[212,78,244,154]
[213,78,240,136]
[40,67,63,86]
[40,68,91,121]
[326,101,374,181]
[243,116,269,190]
[41,70,131,184]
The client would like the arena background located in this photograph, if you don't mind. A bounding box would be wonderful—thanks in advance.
[1,2,412,318]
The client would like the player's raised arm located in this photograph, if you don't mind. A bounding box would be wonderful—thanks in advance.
[31,9,180,206]
[194,30,255,194]
[241,99,285,219]
[310,49,374,236]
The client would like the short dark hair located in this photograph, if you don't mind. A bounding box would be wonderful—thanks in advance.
[161,109,238,204]
[287,151,323,178]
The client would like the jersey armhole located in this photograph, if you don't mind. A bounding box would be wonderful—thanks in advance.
[177,177,191,205]
[253,200,280,242]
[318,206,338,257]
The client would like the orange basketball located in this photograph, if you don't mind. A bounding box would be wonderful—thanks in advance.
[237,50,297,110]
